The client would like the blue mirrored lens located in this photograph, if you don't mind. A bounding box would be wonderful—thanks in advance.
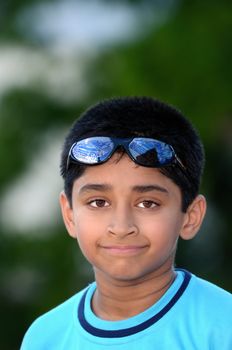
[71,137,114,164]
[129,138,174,166]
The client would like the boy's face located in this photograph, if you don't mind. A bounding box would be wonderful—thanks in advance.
[60,153,204,284]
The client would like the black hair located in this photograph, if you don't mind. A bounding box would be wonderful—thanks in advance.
[60,97,205,212]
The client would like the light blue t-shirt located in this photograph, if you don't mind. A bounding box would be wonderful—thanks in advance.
[20,270,232,349]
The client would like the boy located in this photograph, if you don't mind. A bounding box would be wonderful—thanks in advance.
[21,97,232,349]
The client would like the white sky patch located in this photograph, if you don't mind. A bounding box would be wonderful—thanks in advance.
[17,0,147,52]
[0,1,176,101]
[0,130,64,235]
[0,45,88,103]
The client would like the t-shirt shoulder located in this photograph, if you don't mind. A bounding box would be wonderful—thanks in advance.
[191,273,232,302]
[20,286,89,349]
[188,274,232,327]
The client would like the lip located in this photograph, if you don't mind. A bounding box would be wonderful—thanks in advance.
[100,245,148,256]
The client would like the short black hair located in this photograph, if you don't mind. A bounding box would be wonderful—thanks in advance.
[60,97,205,212]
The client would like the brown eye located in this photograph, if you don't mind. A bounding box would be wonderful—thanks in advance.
[89,199,109,208]
[138,200,157,209]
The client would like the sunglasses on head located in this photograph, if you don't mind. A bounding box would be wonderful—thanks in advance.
[66,136,185,171]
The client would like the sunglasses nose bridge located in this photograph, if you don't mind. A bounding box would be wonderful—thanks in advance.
[112,139,131,157]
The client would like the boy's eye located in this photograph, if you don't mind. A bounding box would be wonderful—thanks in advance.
[137,200,158,209]
[89,199,109,208]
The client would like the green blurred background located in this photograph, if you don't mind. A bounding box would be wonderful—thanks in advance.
[0,0,231,349]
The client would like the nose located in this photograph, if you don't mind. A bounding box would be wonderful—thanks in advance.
[107,206,138,238]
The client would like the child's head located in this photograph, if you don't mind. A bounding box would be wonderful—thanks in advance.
[60,97,204,212]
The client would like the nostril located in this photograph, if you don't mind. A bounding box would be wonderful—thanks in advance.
[107,225,138,237]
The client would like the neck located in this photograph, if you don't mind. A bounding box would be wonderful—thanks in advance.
[91,265,176,321]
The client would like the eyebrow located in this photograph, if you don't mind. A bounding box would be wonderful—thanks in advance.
[132,185,169,194]
[79,183,168,195]
[79,183,112,195]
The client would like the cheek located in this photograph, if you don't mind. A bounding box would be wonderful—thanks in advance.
[73,215,101,260]
[142,211,183,243]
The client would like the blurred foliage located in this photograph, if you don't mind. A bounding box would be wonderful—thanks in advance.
[87,1,232,137]
[0,0,231,349]
[0,89,78,188]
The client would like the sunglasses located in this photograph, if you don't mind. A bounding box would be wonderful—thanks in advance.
[66,136,185,171]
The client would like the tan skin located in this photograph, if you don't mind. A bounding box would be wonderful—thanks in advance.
[60,153,206,321]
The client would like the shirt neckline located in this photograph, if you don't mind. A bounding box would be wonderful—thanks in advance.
[77,269,191,338]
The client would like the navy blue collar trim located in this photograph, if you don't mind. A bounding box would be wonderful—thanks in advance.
[78,269,191,338]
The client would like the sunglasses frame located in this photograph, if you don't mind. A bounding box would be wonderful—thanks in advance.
[66,136,185,172]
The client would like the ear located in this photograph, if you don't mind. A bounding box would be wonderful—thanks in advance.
[59,191,77,238]
[180,194,207,240]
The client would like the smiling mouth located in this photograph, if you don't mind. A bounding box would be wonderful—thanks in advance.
[100,245,148,255]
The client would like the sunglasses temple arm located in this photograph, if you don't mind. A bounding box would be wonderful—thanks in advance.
[175,155,186,171]
[66,148,73,171]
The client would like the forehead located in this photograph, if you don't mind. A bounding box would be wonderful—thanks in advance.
[79,152,156,178]
[73,153,181,198]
